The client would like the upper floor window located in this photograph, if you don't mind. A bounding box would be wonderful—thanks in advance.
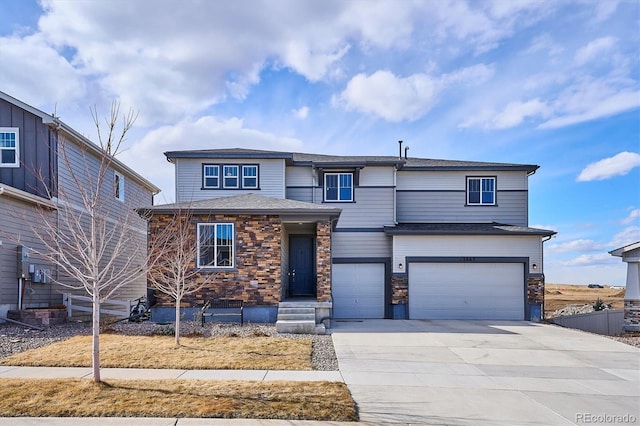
[197,223,234,268]
[114,171,125,202]
[202,163,259,189]
[242,165,258,188]
[467,177,495,205]
[203,165,219,188]
[0,127,19,168]
[324,172,353,202]
[223,165,239,188]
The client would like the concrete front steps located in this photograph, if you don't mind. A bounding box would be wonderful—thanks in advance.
[275,301,328,334]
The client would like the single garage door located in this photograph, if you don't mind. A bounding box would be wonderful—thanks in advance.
[333,263,385,319]
[409,263,524,320]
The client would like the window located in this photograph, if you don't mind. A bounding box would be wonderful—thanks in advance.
[114,171,125,202]
[203,165,219,188]
[0,127,19,168]
[242,165,258,188]
[324,172,353,202]
[202,163,259,189]
[467,177,495,205]
[223,165,239,188]
[197,223,234,268]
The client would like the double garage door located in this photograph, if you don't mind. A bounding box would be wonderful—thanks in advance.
[408,262,525,320]
[331,262,525,320]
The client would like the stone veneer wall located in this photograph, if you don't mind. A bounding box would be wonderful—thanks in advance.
[624,299,640,331]
[527,276,544,305]
[391,274,408,305]
[148,214,282,307]
[316,220,332,302]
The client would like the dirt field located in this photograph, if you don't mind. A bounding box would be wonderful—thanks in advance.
[545,283,625,317]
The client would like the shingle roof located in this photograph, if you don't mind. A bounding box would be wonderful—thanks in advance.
[138,193,341,217]
[384,222,557,236]
[164,148,538,172]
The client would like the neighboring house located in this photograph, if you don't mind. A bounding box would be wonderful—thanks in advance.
[0,91,160,321]
[142,147,555,329]
[610,241,640,332]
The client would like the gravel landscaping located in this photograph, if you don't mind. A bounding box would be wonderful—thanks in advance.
[0,321,339,371]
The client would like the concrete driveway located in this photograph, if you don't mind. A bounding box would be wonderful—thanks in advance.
[331,320,639,425]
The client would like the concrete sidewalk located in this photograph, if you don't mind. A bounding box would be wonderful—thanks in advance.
[0,365,343,382]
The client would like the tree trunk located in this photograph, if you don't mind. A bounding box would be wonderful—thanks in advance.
[92,290,101,382]
[175,296,181,346]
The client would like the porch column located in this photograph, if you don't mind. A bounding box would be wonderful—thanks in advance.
[316,221,332,302]
[623,258,640,333]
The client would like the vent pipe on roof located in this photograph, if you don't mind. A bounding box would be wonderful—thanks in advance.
[404,146,409,159]
[398,140,403,158]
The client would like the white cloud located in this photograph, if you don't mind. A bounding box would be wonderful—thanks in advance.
[336,71,438,122]
[573,36,617,67]
[591,0,621,23]
[548,239,604,253]
[0,34,86,108]
[621,209,640,225]
[577,151,640,182]
[560,253,618,267]
[491,99,549,129]
[337,64,493,122]
[293,106,310,120]
[609,226,640,249]
[525,34,564,56]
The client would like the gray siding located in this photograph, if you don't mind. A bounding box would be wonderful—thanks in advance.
[397,170,528,191]
[286,186,313,203]
[0,98,55,198]
[176,158,285,202]
[53,137,152,308]
[285,166,314,187]
[332,231,392,258]
[315,186,395,229]
[397,190,528,226]
[0,196,60,314]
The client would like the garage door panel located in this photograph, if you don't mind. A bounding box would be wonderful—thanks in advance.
[409,263,524,320]
[333,263,385,319]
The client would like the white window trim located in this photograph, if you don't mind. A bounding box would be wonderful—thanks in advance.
[223,165,239,189]
[466,176,496,206]
[114,171,125,202]
[242,165,258,189]
[324,172,353,202]
[203,165,220,188]
[197,223,235,269]
[0,127,19,168]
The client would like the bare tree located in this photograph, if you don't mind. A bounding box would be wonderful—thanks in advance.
[26,103,147,382]
[146,209,217,345]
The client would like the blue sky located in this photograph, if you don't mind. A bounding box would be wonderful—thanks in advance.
[1,0,638,286]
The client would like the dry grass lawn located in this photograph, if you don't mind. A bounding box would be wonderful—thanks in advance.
[0,378,357,420]
[0,335,312,370]
[545,283,625,316]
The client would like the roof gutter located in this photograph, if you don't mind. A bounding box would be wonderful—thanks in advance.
[0,185,57,209]
[49,119,161,195]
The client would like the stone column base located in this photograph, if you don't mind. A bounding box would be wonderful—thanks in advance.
[623,299,640,334]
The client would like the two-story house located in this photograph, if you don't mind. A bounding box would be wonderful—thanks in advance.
[141,147,555,332]
[0,91,159,323]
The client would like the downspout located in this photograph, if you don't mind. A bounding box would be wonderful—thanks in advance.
[540,234,554,320]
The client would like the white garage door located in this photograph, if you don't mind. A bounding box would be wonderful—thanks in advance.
[409,263,524,320]
[333,263,385,319]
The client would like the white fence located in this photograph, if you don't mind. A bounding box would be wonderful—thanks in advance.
[549,310,624,336]
[62,293,130,319]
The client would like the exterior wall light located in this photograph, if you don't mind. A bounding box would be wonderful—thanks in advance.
[399,263,404,270]
[532,264,538,270]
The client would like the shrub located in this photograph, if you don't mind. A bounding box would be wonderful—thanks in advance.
[592,298,610,311]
